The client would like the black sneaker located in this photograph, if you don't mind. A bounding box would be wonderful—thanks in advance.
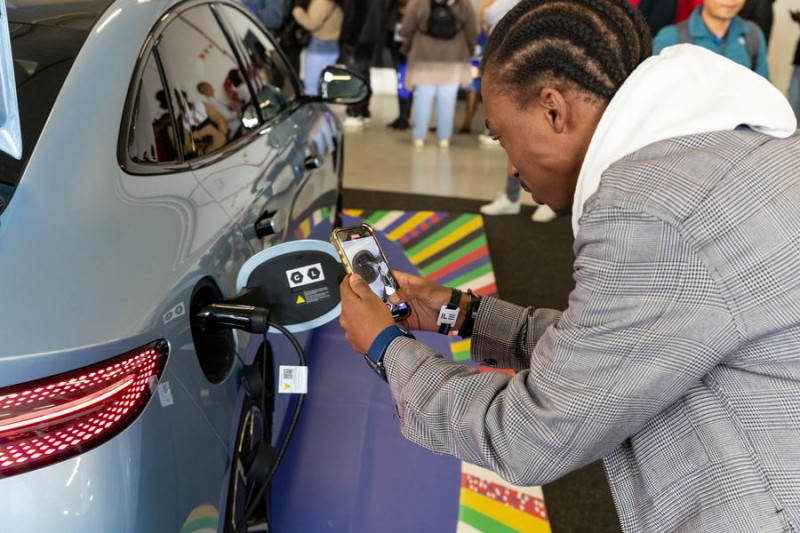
[387,117,410,130]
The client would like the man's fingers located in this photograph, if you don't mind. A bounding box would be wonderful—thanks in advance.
[349,274,375,299]
[339,275,359,302]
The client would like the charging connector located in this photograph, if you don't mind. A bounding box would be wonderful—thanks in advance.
[194,303,270,335]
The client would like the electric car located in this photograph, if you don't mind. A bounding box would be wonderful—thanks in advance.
[0,0,365,530]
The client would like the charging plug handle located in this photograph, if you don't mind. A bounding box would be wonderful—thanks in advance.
[195,303,270,334]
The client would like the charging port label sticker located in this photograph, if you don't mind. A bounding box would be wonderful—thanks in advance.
[279,366,308,394]
[286,263,325,289]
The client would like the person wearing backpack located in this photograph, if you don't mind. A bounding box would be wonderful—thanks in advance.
[400,0,477,148]
[652,0,769,80]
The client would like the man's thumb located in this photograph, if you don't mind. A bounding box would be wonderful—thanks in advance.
[349,274,372,297]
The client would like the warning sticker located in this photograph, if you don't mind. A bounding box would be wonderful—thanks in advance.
[300,287,331,304]
[296,294,306,305]
[286,263,325,289]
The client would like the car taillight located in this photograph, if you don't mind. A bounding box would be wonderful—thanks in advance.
[0,340,168,478]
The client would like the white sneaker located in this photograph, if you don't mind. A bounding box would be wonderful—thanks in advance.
[412,138,425,148]
[480,195,521,215]
[343,116,364,128]
[438,139,450,149]
[478,133,500,146]
[532,204,557,222]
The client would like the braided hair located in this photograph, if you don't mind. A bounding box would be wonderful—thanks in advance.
[482,0,651,107]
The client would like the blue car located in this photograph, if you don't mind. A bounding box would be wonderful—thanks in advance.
[0,0,365,530]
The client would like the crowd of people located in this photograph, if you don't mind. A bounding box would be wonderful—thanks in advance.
[244,0,800,228]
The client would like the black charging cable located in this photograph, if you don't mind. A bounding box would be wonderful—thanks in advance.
[235,320,306,533]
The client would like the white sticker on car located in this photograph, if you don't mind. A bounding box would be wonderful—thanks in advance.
[158,381,174,407]
[285,263,325,289]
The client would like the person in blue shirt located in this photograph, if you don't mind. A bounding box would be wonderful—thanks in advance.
[653,0,769,80]
[244,0,283,32]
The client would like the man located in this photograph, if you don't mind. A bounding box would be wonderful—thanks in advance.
[653,0,769,79]
[339,0,799,531]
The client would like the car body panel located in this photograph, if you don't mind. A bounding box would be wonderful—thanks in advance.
[0,0,343,529]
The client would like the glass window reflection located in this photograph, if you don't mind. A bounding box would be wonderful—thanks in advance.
[129,53,178,164]
[220,6,297,122]
[156,6,249,160]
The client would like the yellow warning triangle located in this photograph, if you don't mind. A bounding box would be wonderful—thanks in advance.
[296,294,306,304]
[284,383,291,390]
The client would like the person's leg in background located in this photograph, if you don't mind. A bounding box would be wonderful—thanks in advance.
[344,45,374,127]
[304,37,340,96]
[412,84,435,146]
[480,175,522,215]
[434,83,459,148]
[460,89,480,134]
[460,31,487,134]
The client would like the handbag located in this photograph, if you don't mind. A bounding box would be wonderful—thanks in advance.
[278,2,337,50]
[278,18,311,50]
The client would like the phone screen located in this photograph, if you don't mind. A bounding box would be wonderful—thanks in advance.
[335,226,410,319]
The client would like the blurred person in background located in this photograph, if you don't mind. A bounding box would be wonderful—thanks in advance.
[478,0,556,222]
[788,9,800,118]
[653,0,769,80]
[739,0,774,43]
[293,0,344,95]
[401,0,477,148]
[387,0,415,130]
[244,0,284,33]
[634,0,702,38]
[339,0,387,128]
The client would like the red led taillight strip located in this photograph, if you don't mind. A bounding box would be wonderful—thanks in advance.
[0,340,168,477]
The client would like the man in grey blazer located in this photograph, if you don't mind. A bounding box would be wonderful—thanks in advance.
[339,0,800,531]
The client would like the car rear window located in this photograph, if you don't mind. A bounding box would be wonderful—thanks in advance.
[0,23,87,210]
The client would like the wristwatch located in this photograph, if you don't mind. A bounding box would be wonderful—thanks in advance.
[365,325,415,381]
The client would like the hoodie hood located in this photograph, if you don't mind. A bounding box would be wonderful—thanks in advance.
[572,44,797,236]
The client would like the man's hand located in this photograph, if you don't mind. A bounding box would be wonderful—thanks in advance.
[388,271,466,332]
[339,275,395,354]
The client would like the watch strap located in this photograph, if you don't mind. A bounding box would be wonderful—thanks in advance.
[437,288,462,335]
[365,325,414,381]
[458,289,482,338]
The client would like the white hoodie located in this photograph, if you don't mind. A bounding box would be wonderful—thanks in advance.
[572,44,797,236]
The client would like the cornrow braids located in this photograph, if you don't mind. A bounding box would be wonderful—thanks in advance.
[482,0,651,107]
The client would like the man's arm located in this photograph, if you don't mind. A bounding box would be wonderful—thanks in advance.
[383,205,740,486]
[469,297,562,371]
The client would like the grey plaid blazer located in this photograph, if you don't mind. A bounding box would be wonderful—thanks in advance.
[385,129,800,532]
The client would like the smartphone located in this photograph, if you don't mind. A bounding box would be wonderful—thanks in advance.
[331,223,411,321]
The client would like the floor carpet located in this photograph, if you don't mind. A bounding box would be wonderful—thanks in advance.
[343,188,622,533]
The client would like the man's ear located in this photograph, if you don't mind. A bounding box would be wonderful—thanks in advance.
[538,87,569,134]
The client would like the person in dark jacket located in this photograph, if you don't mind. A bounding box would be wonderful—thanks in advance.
[339,0,387,127]
[739,0,774,43]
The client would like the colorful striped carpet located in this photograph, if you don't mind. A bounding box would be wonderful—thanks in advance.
[343,208,551,533]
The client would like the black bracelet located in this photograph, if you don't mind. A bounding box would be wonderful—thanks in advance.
[457,289,482,338]
[437,288,462,335]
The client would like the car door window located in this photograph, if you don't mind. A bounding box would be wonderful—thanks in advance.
[219,6,298,123]
[156,5,251,161]
[129,53,179,164]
